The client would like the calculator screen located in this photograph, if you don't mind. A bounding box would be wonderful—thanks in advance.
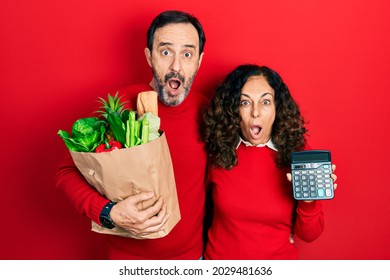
[292,151,330,163]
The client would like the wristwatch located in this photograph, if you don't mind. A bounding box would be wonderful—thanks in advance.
[99,201,117,229]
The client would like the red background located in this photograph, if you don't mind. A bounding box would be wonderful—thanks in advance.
[1,0,389,259]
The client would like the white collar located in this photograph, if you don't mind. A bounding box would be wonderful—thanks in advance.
[236,137,278,151]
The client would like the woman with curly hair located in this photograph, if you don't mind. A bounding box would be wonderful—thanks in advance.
[202,64,337,259]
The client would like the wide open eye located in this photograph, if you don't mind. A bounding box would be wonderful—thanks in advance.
[162,49,171,56]
[184,52,192,58]
[262,99,271,106]
[240,100,251,106]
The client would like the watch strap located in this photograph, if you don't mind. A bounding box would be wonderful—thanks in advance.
[99,201,117,229]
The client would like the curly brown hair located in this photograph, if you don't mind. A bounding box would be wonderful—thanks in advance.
[203,64,307,169]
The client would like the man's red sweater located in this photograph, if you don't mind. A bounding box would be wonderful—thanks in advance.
[55,83,208,259]
[204,144,324,260]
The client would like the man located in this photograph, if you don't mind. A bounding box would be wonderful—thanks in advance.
[55,10,207,259]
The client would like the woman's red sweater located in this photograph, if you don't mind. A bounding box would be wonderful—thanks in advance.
[205,144,324,260]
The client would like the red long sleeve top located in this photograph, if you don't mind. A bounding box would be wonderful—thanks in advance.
[55,83,208,259]
[204,144,324,260]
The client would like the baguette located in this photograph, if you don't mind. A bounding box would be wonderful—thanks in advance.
[136,91,158,117]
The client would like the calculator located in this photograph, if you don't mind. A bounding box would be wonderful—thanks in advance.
[290,150,334,200]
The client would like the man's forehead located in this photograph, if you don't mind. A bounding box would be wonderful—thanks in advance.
[154,23,199,48]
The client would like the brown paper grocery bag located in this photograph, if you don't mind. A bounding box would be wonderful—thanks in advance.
[69,132,180,239]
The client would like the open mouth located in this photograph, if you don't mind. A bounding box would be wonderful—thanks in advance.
[250,125,262,139]
[168,79,182,91]
[165,72,184,95]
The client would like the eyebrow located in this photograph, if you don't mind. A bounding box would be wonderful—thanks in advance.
[158,42,196,49]
[240,92,274,98]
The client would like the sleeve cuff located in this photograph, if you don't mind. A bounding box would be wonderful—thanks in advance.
[297,200,322,214]
[90,197,111,225]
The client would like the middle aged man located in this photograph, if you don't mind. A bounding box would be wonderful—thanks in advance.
[55,10,208,259]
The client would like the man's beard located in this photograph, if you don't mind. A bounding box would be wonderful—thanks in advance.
[151,67,196,106]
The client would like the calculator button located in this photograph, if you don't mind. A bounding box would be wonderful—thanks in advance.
[325,189,333,197]
[317,189,325,197]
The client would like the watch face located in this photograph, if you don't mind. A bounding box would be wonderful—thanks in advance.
[101,216,115,229]
[100,201,117,229]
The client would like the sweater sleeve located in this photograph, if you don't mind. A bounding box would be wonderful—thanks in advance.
[293,200,324,242]
[55,152,109,224]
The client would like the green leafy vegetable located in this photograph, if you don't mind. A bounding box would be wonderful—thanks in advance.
[57,117,106,152]
[58,93,161,153]
[106,109,127,145]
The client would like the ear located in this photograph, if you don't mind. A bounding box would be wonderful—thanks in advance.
[144,48,152,67]
[197,52,204,69]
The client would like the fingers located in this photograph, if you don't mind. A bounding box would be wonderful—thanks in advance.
[140,208,170,235]
[331,164,338,190]
[131,191,155,204]
[289,233,295,244]
[331,171,337,190]
[113,193,170,237]
[286,173,292,182]
[142,195,164,218]
[126,195,165,225]
[124,202,169,237]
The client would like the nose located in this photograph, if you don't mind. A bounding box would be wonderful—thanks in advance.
[252,104,260,118]
[170,54,181,72]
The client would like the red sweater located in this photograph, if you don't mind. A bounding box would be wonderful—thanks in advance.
[55,83,208,259]
[204,144,324,260]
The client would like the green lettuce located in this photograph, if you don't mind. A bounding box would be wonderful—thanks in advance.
[58,117,106,152]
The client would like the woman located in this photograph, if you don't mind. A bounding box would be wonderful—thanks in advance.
[202,64,337,259]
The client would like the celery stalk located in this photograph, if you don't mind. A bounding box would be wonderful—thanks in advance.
[129,111,136,147]
[141,118,149,144]
[125,119,130,148]
[135,120,140,141]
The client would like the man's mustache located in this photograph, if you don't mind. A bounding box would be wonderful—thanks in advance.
[164,72,185,83]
